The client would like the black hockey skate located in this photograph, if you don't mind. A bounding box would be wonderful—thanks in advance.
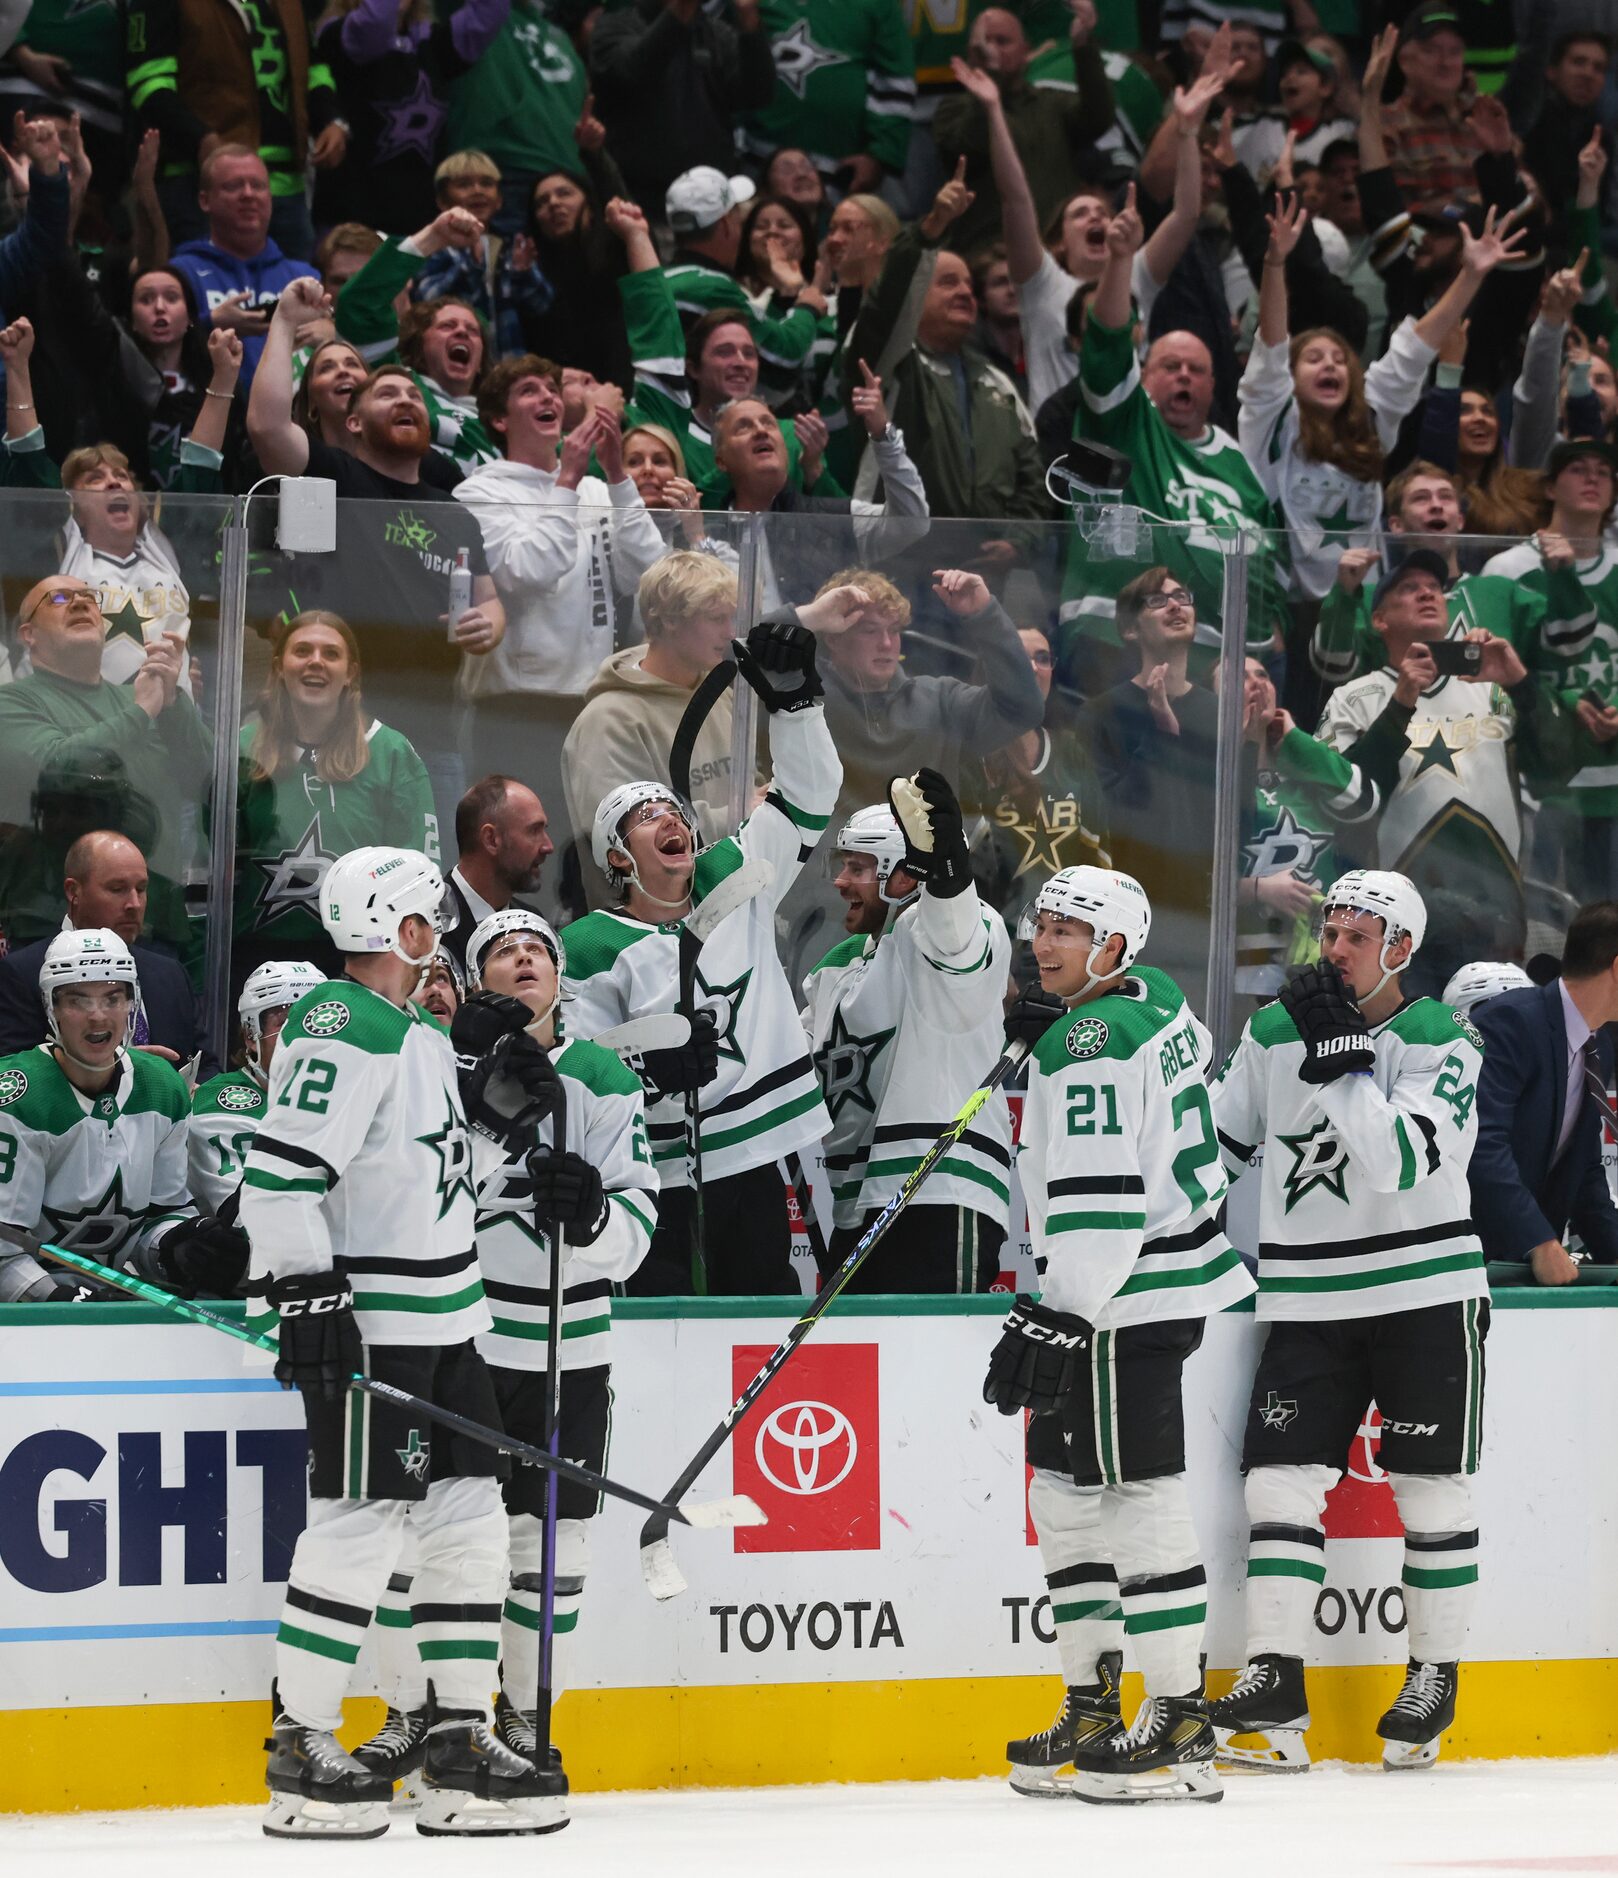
[1377,1660,1457,1770]
[492,1690,568,1782]
[415,1712,569,1836]
[1210,1654,1312,1773]
[262,1703,393,1840]
[353,1686,435,1811]
[1069,1692,1223,1805]
[1005,1651,1124,1797]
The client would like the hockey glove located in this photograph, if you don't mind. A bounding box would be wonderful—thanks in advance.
[888,766,971,898]
[732,619,823,713]
[451,990,533,1060]
[1279,960,1375,1084]
[524,1148,610,1246]
[458,1029,564,1149]
[983,1295,1092,1416]
[157,1217,251,1296]
[633,1007,720,1099]
[1005,986,1067,1052]
[266,1269,363,1400]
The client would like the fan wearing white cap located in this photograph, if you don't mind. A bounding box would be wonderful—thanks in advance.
[239,846,560,1836]
[802,774,1012,1291]
[1209,868,1490,1774]
[0,928,220,1304]
[986,866,1252,1804]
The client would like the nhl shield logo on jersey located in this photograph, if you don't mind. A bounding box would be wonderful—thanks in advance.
[1065,1015,1109,1060]
[0,1067,27,1106]
[302,1000,351,1038]
[216,1083,264,1112]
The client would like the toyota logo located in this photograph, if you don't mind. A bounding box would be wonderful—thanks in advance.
[754,1400,857,1496]
[1347,1405,1387,1486]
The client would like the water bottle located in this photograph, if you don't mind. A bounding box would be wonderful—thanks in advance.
[447,546,472,644]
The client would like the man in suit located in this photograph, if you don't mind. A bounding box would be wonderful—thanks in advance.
[0,830,216,1077]
[1469,901,1618,1285]
[439,775,555,972]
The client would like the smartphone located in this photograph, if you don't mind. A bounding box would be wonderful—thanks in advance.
[1427,639,1484,678]
[1581,687,1611,712]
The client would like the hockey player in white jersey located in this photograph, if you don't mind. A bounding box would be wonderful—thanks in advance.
[0,929,245,1301]
[565,615,840,1293]
[356,908,657,1802]
[986,867,1254,1804]
[241,846,562,1839]
[803,772,1012,1291]
[1209,870,1489,1772]
[188,961,323,1218]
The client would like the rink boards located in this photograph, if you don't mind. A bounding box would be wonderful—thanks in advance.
[1,1293,1615,1811]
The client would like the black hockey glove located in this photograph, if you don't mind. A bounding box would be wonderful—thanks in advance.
[451,990,533,1060]
[732,619,822,713]
[1279,960,1375,1084]
[888,766,971,899]
[158,1218,251,1296]
[458,1029,564,1148]
[524,1147,610,1246]
[1005,987,1067,1053]
[266,1269,363,1399]
[634,1007,719,1099]
[983,1295,1092,1416]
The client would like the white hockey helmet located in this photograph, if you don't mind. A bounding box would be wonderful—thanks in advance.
[1441,959,1533,1014]
[466,908,567,988]
[591,780,700,905]
[239,959,324,1079]
[1321,868,1426,1003]
[1035,865,1152,985]
[834,804,916,904]
[39,927,142,1065]
[321,845,448,966]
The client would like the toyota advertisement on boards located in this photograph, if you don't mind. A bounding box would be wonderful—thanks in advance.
[2,1306,1617,1719]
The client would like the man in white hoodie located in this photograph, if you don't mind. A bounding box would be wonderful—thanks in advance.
[455,355,668,910]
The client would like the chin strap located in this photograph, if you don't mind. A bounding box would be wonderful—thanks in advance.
[1361,936,1410,1010]
[1072,939,1126,1005]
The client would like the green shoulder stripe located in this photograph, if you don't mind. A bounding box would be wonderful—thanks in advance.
[1386,998,1484,1053]
[282,981,411,1055]
[124,1051,191,1122]
[0,1050,83,1134]
[1128,965,1188,1013]
[693,840,745,901]
[558,1036,643,1099]
[562,910,661,979]
[1250,1001,1301,1049]
[808,934,871,976]
[1032,991,1176,1074]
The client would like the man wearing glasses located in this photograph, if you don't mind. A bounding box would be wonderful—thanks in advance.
[0,578,212,962]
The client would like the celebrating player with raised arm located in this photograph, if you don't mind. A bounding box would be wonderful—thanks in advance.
[987,866,1254,1804]
[1209,870,1489,1772]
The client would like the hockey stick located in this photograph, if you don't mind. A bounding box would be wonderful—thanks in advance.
[34,1239,765,1533]
[535,1091,566,1773]
[591,1014,691,1056]
[784,1150,829,1271]
[639,1036,1030,1600]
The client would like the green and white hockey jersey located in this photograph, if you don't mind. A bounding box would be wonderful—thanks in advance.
[1032,46,1164,169]
[473,1038,658,1375]
[0,1046,194,1293]
[1482,540,1618,816]
[741,0,916,176]
[234,722,440,952]
[241,980,489,1346]
[564,704,841,1187]
[188,1068,268,1216]
[802,884,1012,1230]
[1020,967,1255,1327]
[1211,997,1488,1321]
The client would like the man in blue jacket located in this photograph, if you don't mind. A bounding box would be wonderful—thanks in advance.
[1469,903,1618,1284]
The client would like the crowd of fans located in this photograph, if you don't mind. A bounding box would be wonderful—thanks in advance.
[0,0,1615,1292]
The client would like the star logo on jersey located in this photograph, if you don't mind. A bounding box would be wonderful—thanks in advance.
[1574,642,1617,698]
[416,1095,476,1220]
[0,1068,27,1106]
[814,1006,896,1121]
[1409,725,1460,777]
[1065,1015,1109,1060]
[395,1429,431,1481]
[216,1083,265,1112]
[1243,805,1331,888]
[993,796,1097,880]
[1277,1116,1350,1213]
[253,817,337,930]
[103,599,147,650]
[43,1171,135,1262]
[373,68,448,167]
[1259,1390,1298,1431]
[696,965,753,1066]
[769,18,850,99]
[302,1001,351,1039]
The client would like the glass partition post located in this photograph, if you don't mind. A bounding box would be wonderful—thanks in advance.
[1206,533,1251,1062]
[728,512,762,833]
[201,501,250,1064]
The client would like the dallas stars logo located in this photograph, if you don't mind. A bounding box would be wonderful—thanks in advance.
[1244,804,1330,887]
[1277,1116,1349,1213]
[302,1001,350,1038]
[43,1171,135,1261]
[1410,725,1461,777]
[990,796,1098,880]
[0,1068,27,1106]
[395,1429,431,1481]
[216,1083,264,1112]
[1258,1390,1298,1431]
[769,18,849,98]
[1065,1015,1109,1060]
[416,1095,476,1220]
[373,69,446,167]
[814,1005,896,1122]
[696,965,752,1066]
[253,816,336,928]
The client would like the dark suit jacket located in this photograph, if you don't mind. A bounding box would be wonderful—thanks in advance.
[0,935,219,1081]
[438,875,479,977]
[1470,983,1618,1264]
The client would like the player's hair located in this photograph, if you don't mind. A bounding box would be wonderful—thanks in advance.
[250,611,371,785]
[685,306,758,381]
[455,774,517,855]
[292,337,367,439]
[477,353,562,441]
[1384,457,1459,518]
[623,422,687,481]
[398,298,488,391]
[637,552,738,641]
[434,147,502,196]
[814,566,911,624]
[1291,328,1385,483]
[199,142,262,190]
[1561,901,1618,979]
[315,221,383,281]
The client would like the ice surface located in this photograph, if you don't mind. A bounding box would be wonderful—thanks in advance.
[4,1761,1616,1878]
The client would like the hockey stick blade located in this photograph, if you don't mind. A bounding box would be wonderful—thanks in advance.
[591,1014,692,1055]
[685,858,774,943]
[679,1494,766,1530]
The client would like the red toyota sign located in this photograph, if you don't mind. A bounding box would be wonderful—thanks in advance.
[1323,1404,1404,1540]
[732,1342,880,1554]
